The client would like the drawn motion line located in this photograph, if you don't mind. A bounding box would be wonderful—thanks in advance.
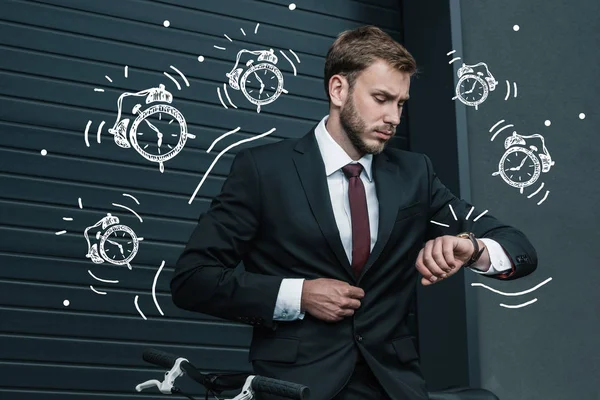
[163,72,181,91]
[188,128,276,204]
[207,127,241,153]
[112,203,143,223]
[122,193,140,204]
[90,285,107,295]
[471,277,552,296]
[88,270,119,284]
[279,50,297,76]
[134,295,147,320]
[152,261,166,316]
[169,65,190,87]
[500,298,538,309]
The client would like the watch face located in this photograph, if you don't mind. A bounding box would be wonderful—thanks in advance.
[499,148,541,188]
[99,225,139,266]
[457,75,487,105]
[241,64,284,105]
[129,104,188,162]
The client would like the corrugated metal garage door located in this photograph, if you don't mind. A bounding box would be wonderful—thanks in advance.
[0,0,406,398]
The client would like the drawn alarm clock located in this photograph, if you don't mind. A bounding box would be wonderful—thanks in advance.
[455,62,498,109]
[84,213,144,270]
[108,84,196,173]
[492,131,555,190]
[226,48,285,113]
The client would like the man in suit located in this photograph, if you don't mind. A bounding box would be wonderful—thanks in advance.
[171,26,538,400]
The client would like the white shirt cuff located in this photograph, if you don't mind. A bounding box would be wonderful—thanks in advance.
[469,238,512,275]
[273,278,305,320]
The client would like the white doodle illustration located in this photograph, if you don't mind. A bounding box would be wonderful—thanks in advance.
[225,49,287,113]
[56,195,165,320]
[431,204,551,309]
[188,127,276,204]
[490,120,555,205]
[472,277,553,309]
[447,50,517,110]
[108,84,195,173]
[86,65,194,173]
[84,213,144,270]
[213,23,299,113]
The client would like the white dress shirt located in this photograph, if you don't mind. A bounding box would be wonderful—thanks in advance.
[272,115,511,321]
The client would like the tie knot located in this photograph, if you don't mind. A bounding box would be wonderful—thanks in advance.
[342,163,363,178]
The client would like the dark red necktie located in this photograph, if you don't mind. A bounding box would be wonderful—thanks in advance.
[342,163,370,278]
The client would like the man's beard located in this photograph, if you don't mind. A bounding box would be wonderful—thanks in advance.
[340,93,392,155]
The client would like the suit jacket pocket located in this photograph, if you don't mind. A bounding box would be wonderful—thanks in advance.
[395,201,423,223]
[249,337,299,363]
[392,336,419,364]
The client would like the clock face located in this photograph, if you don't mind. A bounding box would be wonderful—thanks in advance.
[99,225,139,266]
[457,75,488,105]
[129,104,188,163]
[241,64,284,106]
[498,147,541,188]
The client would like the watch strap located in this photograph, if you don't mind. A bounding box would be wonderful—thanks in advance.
[456,232,485,268]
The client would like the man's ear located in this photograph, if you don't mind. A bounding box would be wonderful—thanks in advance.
[328,74,347,108]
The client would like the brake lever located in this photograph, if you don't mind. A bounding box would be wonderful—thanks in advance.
[135,357,188,394]
[230,376,255,400]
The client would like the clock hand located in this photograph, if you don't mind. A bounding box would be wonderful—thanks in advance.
[464,80,479,94]
[253,71,264,86]
[107,239,125,255]
[145,120,162,135]
[508,156,529,171]
[145,120,163,149]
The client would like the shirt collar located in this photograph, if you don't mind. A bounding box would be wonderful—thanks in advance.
[314,115,373,182]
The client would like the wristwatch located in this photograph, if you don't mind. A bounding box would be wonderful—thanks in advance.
[456,232,485,268]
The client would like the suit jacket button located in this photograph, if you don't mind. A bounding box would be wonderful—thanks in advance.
[355,334,363,342]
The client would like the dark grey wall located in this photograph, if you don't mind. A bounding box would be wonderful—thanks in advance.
[0,0,407,399]
[456,1,600,399]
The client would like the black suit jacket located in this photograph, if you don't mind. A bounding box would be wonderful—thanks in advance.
[171,126,538,400]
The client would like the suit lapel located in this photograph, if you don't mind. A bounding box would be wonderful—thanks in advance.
[292,129,354,278]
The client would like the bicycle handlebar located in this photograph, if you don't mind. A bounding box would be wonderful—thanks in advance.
[139,348,310,400]
[251,375,310,399]
[143,348,182,369]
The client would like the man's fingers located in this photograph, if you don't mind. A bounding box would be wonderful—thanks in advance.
[421,276,433,286]
[415,248,433,280]
[346,286,365,299]
[341,298,361,310]
[337,308,355,318]
[431,239,452,274]
[443,239,459,270]
[422,241,446,280]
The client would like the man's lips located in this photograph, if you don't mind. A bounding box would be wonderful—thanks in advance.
[375,130,393,137]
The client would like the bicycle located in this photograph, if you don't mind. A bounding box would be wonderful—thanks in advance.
[135,348,310,400]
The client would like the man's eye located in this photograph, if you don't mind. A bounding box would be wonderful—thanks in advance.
[375,97,386,103]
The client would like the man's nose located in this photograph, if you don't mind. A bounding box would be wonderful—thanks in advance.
[383,107,401,127]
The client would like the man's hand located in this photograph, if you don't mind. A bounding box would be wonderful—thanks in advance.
[300,278,364,322]
[416,235,486,286]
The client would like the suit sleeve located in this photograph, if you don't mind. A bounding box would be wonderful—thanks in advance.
[170,148,283,329]
[422,154,538,280]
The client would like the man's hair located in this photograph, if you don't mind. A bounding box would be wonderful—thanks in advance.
[324,25,417,100]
